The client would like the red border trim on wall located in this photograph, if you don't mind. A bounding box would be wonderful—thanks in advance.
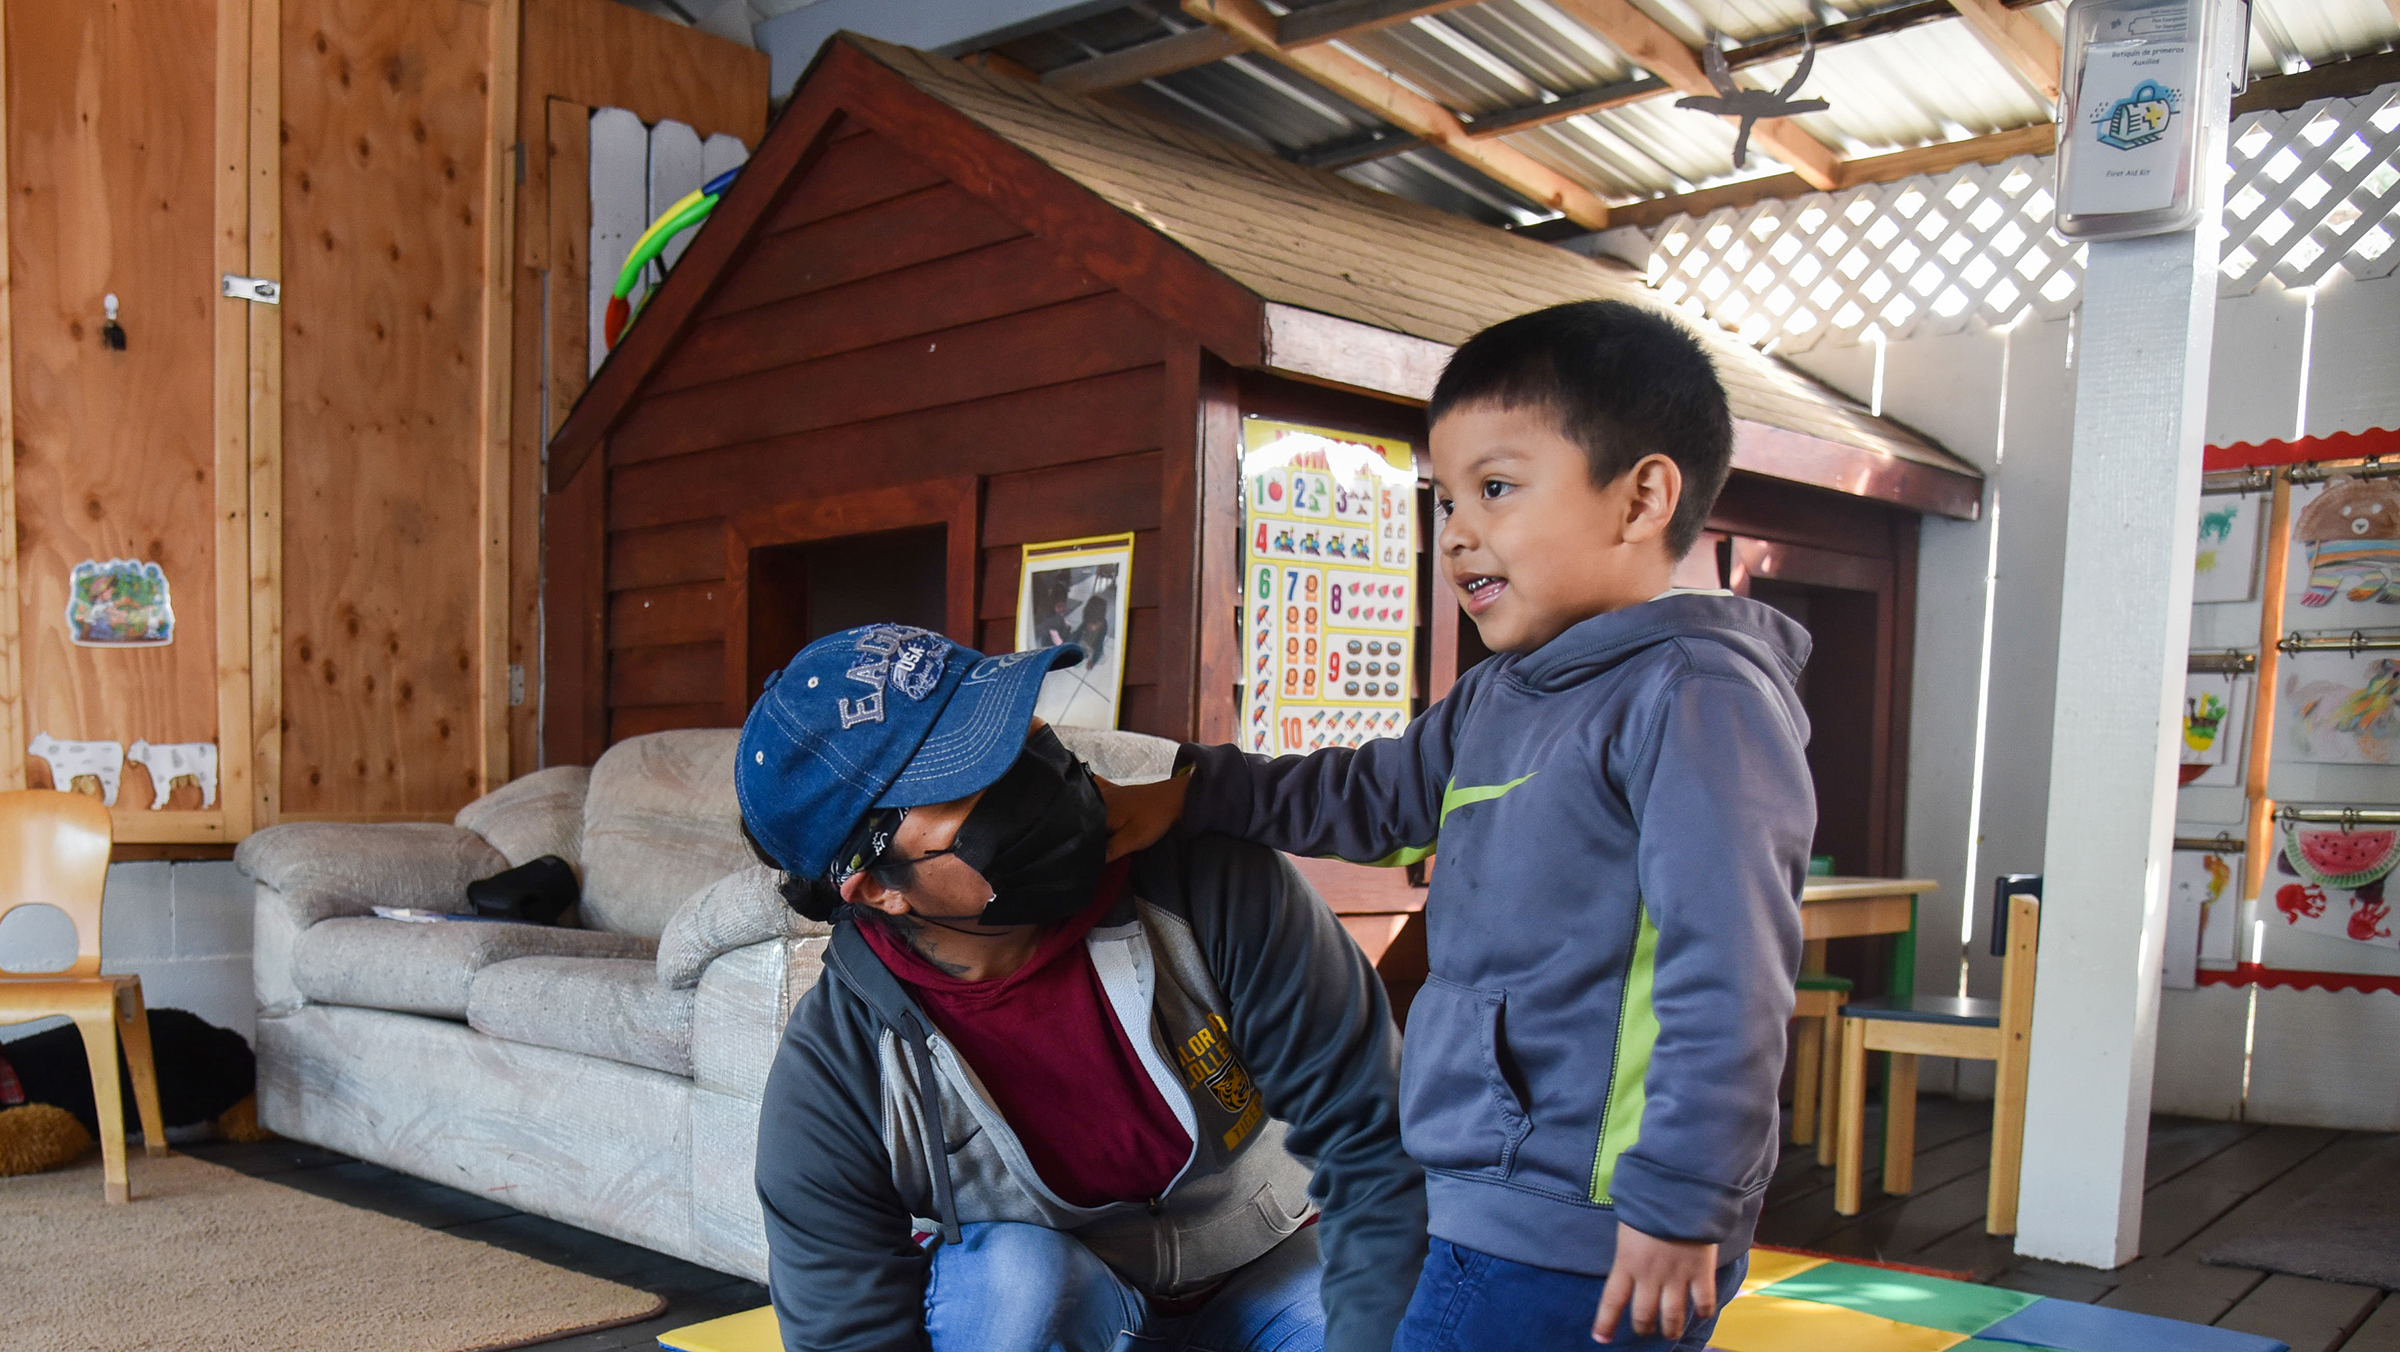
[2204,427,2400,471]
[2198,963,2400,996]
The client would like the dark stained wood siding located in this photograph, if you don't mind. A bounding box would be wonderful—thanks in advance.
[588,125,1191,746]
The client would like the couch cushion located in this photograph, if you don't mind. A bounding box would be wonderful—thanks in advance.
[656,865,831,989]
[290,917,655,1018]
[235,823,509,928]
[468,957,695,1077]
[579,730,753,939]
[455,765,591,872]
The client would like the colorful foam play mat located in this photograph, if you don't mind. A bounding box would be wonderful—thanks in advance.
[653,1249,2290,1352]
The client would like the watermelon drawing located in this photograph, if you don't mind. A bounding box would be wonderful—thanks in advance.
[2285,827,2400,890]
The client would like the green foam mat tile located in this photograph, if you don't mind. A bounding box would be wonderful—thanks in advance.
[1758,1261,2043,1335]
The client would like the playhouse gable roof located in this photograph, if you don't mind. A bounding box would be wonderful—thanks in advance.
[552,35,1978,515]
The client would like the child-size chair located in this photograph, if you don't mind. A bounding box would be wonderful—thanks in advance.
[0,789,167,1201]
[1834,876,2040,1234]
[1788,971,1851,1163]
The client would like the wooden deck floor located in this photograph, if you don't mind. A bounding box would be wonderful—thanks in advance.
[183,1103,2400,1351]
[1759,1098,2400,1352]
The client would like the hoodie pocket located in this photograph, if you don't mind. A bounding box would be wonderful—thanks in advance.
[1399,975,1532,1175]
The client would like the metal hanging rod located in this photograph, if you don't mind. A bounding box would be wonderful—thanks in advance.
[2278,631,2400,655]
[2287,457,2400,484]
[2279,805,2400,827]
[2202,468,2274,495]
[2174,833,2246,853]
[2187,650,2257,674]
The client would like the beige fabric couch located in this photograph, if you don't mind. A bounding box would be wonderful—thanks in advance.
[240,725,1175,1280]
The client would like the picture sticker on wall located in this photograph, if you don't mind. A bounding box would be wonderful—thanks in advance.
[66,559,174,647]
[2192,493,2261,604]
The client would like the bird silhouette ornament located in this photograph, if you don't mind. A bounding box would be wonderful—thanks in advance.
[1675,40,1830,172]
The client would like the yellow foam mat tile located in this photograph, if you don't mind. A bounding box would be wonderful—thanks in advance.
[1710,1292,1971,1352]
[655,1304,780,1352]
[1740,1249,1831,1294]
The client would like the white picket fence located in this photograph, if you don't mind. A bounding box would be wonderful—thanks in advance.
[588,108,752,376]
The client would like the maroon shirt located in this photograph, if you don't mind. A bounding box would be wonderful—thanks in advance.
[856,859,1193,1208]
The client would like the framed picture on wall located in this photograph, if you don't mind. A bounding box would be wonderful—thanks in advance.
[1018,533,1135,730]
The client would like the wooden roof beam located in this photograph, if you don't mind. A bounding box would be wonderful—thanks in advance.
[1041,26,1241,94]
[1543,0,1844,192]
[1278,0,1483,47]
[1182,0,1616,227]
[1607,121,2055,228]
[1943,0,2062,101]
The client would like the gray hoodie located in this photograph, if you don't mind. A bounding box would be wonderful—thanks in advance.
[1182,593,1813,1276]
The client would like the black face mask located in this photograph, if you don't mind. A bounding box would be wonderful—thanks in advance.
[902,727,1110,929]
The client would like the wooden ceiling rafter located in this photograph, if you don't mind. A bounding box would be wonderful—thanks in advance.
[1181,0,1617,226]
[1942,0,2063,101]
[1543,0,1844,191]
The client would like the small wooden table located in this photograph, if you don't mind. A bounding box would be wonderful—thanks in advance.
[1801,875,1940,996]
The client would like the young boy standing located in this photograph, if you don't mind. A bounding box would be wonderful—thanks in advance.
[1105,300,1814,1350]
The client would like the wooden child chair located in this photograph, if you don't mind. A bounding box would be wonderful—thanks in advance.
[1834,876,2040,1234]
[1788,971,1850,1164]
[0,789,168,1202]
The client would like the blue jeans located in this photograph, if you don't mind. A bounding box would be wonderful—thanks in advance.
[1393,1238,1746,1352]
[925,1221,1326,1352]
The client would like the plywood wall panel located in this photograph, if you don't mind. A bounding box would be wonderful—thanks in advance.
[8,0,222,764]
[277,0,492,815]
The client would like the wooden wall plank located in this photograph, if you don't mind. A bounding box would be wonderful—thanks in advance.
[612,293,1166,467]
[479,0,521,798]
[278,0,493,815]
[651,234,1108,398]
[0,0,19,791]
[698,184,1028,323]
[544,98,590,434]
[758,130,945,234]
[248,0,284,826]
[9,0,224,807]
[214,0,257,836]
[539,449,606,768]
[1155,343,1202,739]
[609,581,727,649]
[983,453,1165,546]
[607,366,1165,532]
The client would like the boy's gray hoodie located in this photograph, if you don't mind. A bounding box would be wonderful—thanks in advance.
[1181,593,1814,1275]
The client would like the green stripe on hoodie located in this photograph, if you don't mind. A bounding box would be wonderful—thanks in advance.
[1591,904,1661,1204]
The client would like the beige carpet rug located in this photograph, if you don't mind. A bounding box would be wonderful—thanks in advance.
[0,1153,667,1351]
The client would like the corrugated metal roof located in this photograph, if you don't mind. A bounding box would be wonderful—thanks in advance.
[992,0,2400,222]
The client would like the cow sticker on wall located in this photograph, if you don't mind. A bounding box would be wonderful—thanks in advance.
[128,740,218,810]
[2286,476,2400,620]
[66,559,174,647]
[28,733,124,805]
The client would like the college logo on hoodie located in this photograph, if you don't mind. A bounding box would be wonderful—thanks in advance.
[1173,1012,1264,1149]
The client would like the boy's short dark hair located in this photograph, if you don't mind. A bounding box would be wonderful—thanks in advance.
[1428,300,1733,558]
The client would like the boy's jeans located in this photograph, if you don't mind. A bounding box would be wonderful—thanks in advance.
[1393,1237,1747,1352]
[924,1220,1325,1352]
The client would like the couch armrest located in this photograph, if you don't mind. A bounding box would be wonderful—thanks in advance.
[689,935,828,1101]
[237,822,511,929]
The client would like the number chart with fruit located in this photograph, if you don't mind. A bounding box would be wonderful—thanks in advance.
[1239,420,1419,757]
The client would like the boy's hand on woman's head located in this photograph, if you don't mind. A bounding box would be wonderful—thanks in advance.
[1095,771,1189,861]
[1592,1224,1718,1345]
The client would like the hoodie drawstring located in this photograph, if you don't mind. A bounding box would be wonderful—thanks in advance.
[902,1011,964,1246]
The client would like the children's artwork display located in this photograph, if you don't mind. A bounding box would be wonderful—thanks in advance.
[2192,493,2264,603]
[2168,848,2241,982]
[1239,419,1418,756]
[2268,826,2399,950]
[2178,671,2247,786]
[2285,476,2400,620]
[1018,533,1134,730]
[2278,649,2400,764]
[66,559,174,647]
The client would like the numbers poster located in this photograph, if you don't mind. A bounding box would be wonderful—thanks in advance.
[1240,420,1418,756]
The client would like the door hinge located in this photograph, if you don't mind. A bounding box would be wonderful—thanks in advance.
[514,140,527,185]
[222,274,280,304]
[508,663,526,707]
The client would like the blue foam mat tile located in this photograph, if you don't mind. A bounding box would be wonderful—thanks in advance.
[1977,1298,2290,1352]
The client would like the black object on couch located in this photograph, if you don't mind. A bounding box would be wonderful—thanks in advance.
[467,854,580,925]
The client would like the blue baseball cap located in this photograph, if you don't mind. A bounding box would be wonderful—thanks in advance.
[734,624,1083,880]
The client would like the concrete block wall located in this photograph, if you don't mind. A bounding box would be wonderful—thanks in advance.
[0,860,255,1046]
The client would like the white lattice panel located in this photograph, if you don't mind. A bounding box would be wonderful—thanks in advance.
[2220,83,2400,295]
[1648,157,2082,352]
[1646,81,2400,350]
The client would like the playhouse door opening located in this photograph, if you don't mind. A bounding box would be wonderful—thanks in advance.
[746,525,948,706]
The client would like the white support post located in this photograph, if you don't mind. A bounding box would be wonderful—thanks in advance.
[2015,2,2240,1269]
